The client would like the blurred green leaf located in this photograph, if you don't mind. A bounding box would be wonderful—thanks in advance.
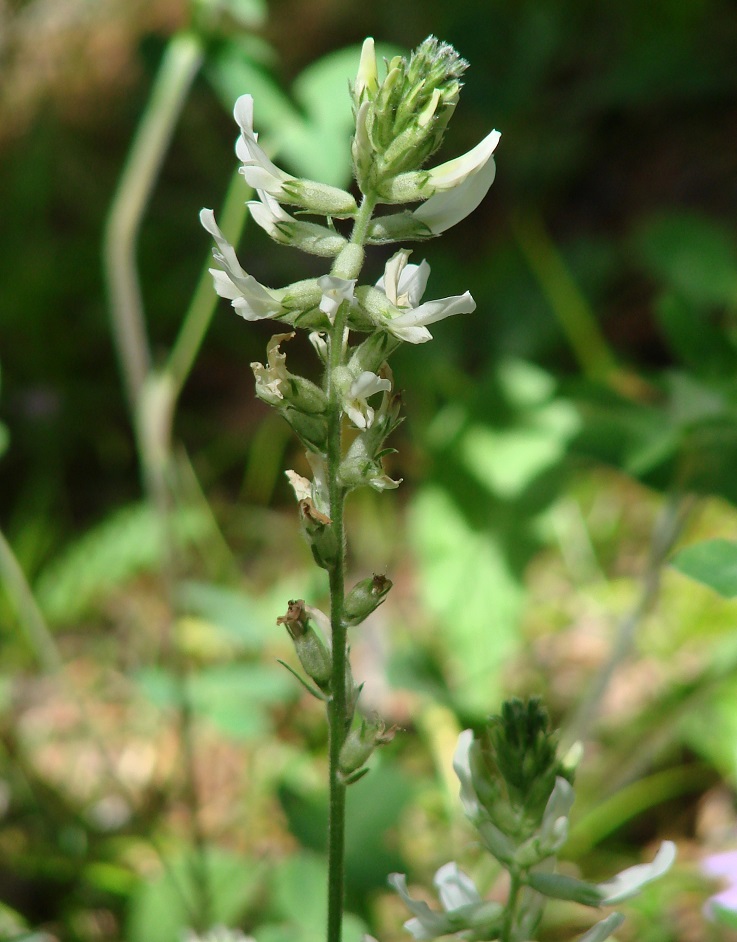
[408,485,522,713]
[632,212,737,308]
[126,849,263,942]
[135,662,295,739]
[278,762,412,900]
[655,293,737,376]
[671,538,737,598]
[33,503,212,624]
[205,41,403,186]
[176,580,265,652]
[253,852,366,942]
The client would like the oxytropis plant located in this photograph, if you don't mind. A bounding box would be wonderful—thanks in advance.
[200,36,674,942]
[387,698,675,942]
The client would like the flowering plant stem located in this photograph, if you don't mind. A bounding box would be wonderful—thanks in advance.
[326,196,376,942]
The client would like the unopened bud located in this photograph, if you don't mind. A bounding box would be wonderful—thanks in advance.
[280,178,358,217]
[343,574,392,626]
[298,498,340,570]
[277,599,332,691]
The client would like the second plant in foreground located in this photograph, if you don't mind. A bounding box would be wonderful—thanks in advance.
[388,699,675,942]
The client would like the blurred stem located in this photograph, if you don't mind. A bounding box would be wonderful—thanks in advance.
[566,762,711,857]
[0,528,61,673]
[563,492,695,749]
[325,195,375,942]
[512,210,619,383]
[103,30,204,415]
[501,870,521,942]
[102,29,214,931]
[167,167,250,399]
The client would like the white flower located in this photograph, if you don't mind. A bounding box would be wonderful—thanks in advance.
[423,128,501,194]
[248,190,347,257]
[199,208,284,321]
[389,863,503,941]
[234,95,294,198]
[250,332,293,402]
[234,95,357,216]
[344,370,392,429]
[412,134,498,234]
[372,249,476,343]
[596,841,677,905]
[318,275,356,322]
[247,189,294,239]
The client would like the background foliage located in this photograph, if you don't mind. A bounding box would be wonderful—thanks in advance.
[1,0,737,939]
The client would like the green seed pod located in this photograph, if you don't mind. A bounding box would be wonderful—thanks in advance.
[277,599,332,691]
[298,499,340,571]
[343,574,393,626]
[338,716,397,781]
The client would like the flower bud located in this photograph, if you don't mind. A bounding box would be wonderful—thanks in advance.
[350,36,469,196]
[297,498,340,570]
[343,574,392,626]
[277,599,332,691]
[366,212,435,245]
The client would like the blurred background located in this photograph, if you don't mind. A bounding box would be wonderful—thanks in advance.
[2,0,737,938]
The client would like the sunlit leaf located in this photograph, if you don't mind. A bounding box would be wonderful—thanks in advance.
[671,538,737,598]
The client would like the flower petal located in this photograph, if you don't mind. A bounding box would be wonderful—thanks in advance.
[387,291,476,342]
[200,208,284,321]
[597,841,677,905]
[425,128,501,192]
[413,145,498,234]
[318,275,356,322]
[433,862,482,912]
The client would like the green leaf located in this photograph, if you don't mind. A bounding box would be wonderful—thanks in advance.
[34,503,212,624]
[126,849,263,942]
[408,485,522,713]
[256,852,367,942]
[176,580,265,652]
[655,293,737,376]
[632,212,737,308]
[135,662,295,739]
[671,539,737,598]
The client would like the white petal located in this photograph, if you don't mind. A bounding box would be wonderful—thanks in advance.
[597,841,677,905]
[453,730,480,819]
[318,275,356,321]
[394,291,476,326]
[414,150,497,234]
[200,208,247,281]
[351,371,391,400]
[354,37,378,99]
[379,250,412,306]
[577,914,626,942]
[386,323,433,344]
[248,190,291,236]
[433,862,481,912]
[200,208,283,320]
[398,259,431,308]
[425,128,501,191]
[233,94,291,193]
[285,470,311,501]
